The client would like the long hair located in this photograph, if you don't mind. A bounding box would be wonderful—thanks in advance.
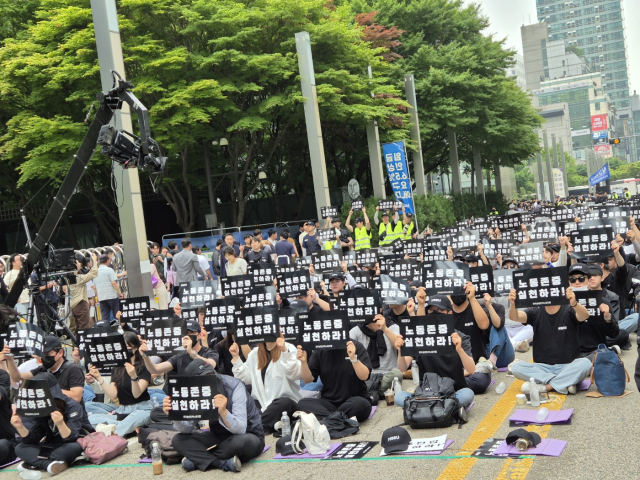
[256,333,285,371]
[111,332,145,385]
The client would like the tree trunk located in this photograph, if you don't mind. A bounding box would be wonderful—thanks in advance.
[486,169,492,191]
[470,162,475,195]
[61,214,80,249]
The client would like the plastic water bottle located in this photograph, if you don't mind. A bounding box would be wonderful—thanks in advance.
[529,377,541,407]
[495,381,507,395]
[19,468,42,480]
[535,407,549,423]
[281,411,291,437]
[393,377,402,394]
[411,360,420,386]
[151,442,163,475]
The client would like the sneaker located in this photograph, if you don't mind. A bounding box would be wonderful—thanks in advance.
[507,359,525,375]
[17,463,38,473]
[181,458,197,473]
[475,360,494,375]
[220,455,242,473]
[622,340,632,351]
[514,340,530,353]
[46,461,68,476]
[610,345,622,356]
[567,384,578,395]
[520,381,546,395]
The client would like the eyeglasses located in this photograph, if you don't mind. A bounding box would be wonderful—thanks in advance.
[569,276,588,283]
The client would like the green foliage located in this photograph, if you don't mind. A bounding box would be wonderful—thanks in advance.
[514,161,535,196]
[565,152,587,187]
[610,161,640,181]
[414,194,455,232]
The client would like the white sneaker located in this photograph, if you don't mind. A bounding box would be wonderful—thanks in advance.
[610,345,621,356]
[507,359,525,375]
[567,384,578,395]
[521,382,546,395]
[46,461,68,476]
[514,340,530,352]
[475,360,494,375]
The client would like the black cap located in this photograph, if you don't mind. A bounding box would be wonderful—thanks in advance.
[331,217,341,224]
[184,358,216,376]
[304,221,315,226]
[589,264,604,276]
[464,254,479,263]
[43,336,62,353]
[547,243,560,253]
[381,212,389,217]
[405,212,413,218]
[502,258,519,266]
[426,295,452,310]
[287,299,308,310]
[410,280,423,288]
[355,217,364,224]
[568,264,591,277]
[381,426,411,454]
[186,320,201,333]
[453,254,465,261]
[276,435,303,456]
[506,428,541,447]
[329,272,345,282]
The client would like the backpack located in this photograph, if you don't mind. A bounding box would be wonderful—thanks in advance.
[143,430,182,464]
[591,344,629,396]
[291,411,331,455]
[319,411,360,439]
[365,372,383,405]
[403,372,459,429]
[624,265,640,305]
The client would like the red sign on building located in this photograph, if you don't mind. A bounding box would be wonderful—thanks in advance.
[591,114,608,131]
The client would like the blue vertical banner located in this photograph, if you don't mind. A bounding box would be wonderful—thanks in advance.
[382,141,415,214]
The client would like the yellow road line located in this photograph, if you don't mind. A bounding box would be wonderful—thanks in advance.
[436,379,524,480]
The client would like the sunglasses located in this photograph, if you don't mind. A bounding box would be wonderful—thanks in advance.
[569,276,588,283]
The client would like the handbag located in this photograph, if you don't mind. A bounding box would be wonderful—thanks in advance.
[151,274,159,288]
[402,372,459,429]
[77,430,128,465]
[591,343,629,396]
[291,411,331,455]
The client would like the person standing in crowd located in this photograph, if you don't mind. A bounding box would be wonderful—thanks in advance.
[302,221,321,255]
[223,247,248,276]
[230,334,301,433]
[324,217,353,253]
[293,223,305,255]
[95,254,124,323]
[173,239,207,286]
[149,253,168,310]
[13,373,92,476]
[68,252,99,331]
[192,245,213,281]
[265,229,279,252]
[150,242,165,281]
[346,207,372,250]
[508,287,592,395]
[85,332,153,436]
[164,360,265,473]
[245,236,273,264]
[374,207,398,246]
[242,234,254,259]
[220,234,242,278]
[275,231,296,264]
[3,254,30,311]
[211,239,223,278]
[0,366,17,466]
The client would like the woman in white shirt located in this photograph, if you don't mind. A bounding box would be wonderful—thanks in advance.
[230,336,301,433]
[4,254,30,307]
[223,247,247,277]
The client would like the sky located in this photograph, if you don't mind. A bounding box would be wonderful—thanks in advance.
[465,0,640,95]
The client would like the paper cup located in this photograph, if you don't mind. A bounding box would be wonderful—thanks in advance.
[516,394,527,405]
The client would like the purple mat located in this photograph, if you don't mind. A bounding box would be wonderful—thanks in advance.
[138,445,271,464]
[493,438,568,457]
[466,401,475,412]
[489,378,496,388]
[368,406,377,419]
[137,458,153,463]
[273,443,342,459]
[578,379,591,391]
[497,367,508,372]
[509,409,573,424]
[0,459,20,468]
[397,439,454,455]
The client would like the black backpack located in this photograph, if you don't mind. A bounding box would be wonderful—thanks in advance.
[402,372,460,429]
[319,411,360,439]
[365,373,383,405]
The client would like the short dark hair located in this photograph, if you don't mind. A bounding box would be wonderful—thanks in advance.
[268,229,277,236]
[168,240,177,249]
[281,232,290,240]
[251,236,262,244]
[99,254,110,264]
[282,229,290,235]
[224,233,234,240]
[181,239,192,249]
[244,234,253,240]
[151,242,160,249]
[9,253,22,267]
[253,229,263,238]
[216,239,223,247]
[222,246,236,257]
[193,245,201,253]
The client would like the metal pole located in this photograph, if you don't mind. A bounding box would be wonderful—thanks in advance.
[203,143,217,226]
[404,74,428,195]
[543,131,555,201]
[295,32,331,220]
[366,67,386,199]
[537,152,545,201]
[473,147,485,203]
[447,128,462,194]
[559,139,568,198]
[551,134,559,168]
[91,0,154,303]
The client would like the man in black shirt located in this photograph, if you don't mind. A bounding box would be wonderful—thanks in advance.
[599,240,628,313]
[0,369,17,466]
[6,336,85,403]
[296,340,373,422]
[508,287,592,395]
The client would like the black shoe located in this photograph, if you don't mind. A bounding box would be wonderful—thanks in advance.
[622,340,632,351]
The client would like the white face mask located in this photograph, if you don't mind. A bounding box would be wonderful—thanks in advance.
[572,286,589,292]
[221,331,228,339]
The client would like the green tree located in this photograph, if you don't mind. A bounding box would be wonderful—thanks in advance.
[565,152,587,187]
[514,161,535,196]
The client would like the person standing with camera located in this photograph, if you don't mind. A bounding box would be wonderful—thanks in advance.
[95,254,124,324]
[68,252,98,332]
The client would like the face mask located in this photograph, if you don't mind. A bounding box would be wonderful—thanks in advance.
[127,348,135,358]
[42,355,57,369]
[189,335,199,347]
[221,331,228,339]
[450,295,467,307]
[604,264,611,271]
[572,286,588,292]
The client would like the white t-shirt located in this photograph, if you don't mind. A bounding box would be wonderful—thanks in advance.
[197,255,210,276]
[225,258,247,277]
[95,264,118,300]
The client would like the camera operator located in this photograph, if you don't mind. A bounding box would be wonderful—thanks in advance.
[67,253,98,332]
[29,270,59,333]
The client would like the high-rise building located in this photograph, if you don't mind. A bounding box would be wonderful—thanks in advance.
[536,0,630,109]
[507,53,527,91]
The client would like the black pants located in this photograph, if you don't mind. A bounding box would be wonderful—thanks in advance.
[254,397,299,434]
[0,438,17,466]
[466,372,492,394]
[606,330,630,349]
[15,442,83,471]
[99,298,120,321]
[171,430,264,471]
[150,406,169,424]
[297,396,371,423]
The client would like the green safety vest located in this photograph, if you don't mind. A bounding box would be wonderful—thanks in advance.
[625,191,631,198]
[324,240,336,250]
[354,226,372,250]
[489,211,499,216]
[394,221,414,240]
[378,222,395,246]
[612,193,619,199]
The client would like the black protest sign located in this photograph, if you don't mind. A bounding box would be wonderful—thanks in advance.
[140,309,173,337]
[599,206,629,218]
[220,275,254,298]
[297,310,349,351]
[570,227,614,260]
[336,289,381,326]
[422,261,469,296]
[328,441,378,460]
[582,217,629,236]
[448,229,479,253]
[179,281,217,308]
[278,270,312,299]
[317,228,338,243]
[168,375,222,421]
[279,306,306,344]
[234,306,279,345]
[321,206,338,219]
[495,214,521,231]
[511,242,544,265]
[423,236,445,248]
[530,221,559,243]
[16,379,56,418]
[550,207,575,222]
[311,250,342,273]
[394,239,423,257]
[482,239,513,258]
[351,199,364,211]
[181,308,199,323]
[243,286,277,308]
[351,270,373,288]
[7,323,45,359]
[295,255,312,271]
[355,248,379,268]
[145,317,187,356]
[378,199,395,210]
[580,209,600,222]
[276,263,297,276]
[398,315,456,356]
[119,296,150,331]
[378,253,405,272]
[247,263,276,287]
[77,325,119,355]
[204,298,242,332]
[520,212,534,225]
[500,228,526,243]
[513,268,568,308]
[374,274,411,306]
[385,259,422,283]
[493,270,514,297]
[84,334,129,373]
[470,265,494,298]
[557,221,579,237]
[575,291,604,324]
[423,245,447,262]
[343,251,356,269]
[628,205,640,219]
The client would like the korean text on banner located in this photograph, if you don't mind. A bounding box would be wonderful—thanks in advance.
[382,141,415,214]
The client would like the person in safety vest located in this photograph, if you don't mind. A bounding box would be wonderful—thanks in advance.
[394,207,415,240]
[346,207,372,250]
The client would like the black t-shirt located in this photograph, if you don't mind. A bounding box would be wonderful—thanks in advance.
[453,304,488,363]
[525,305,581,364]
[578,297,619,353]
[415,330,472,392]
[167,346,219,376]
[0,370,16,440]
[114,364,152,405]
[303,234,321,254]
[385,306,410,326]
[30,360,85,392]
[307,339,372,405]
[602,263,628,313]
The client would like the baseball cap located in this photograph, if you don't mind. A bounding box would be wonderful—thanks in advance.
[329,272,345,282]
[355,217,364,224]
[304,220,315,226]
[464,254,479,263]
[43,336,62,353]
[186,320,201,333]
[568,264,591,277]
[405,212,413,218]
[588,264,604,276]
[381,211,389,217]
[409,280,423,288]
[453,254,465,262]
[331,217,341,224]
[506,428,541,447]
[426,295,452,310]
[547,243,560,253]
[184,358,216,376]
[276,435,304,456]
[502,258,519,266]
[381,426,411,454]
[287,299,308,310]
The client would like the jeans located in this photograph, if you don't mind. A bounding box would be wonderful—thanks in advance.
[486,326,515,368]
[99,298,120,322]
[148,389,168,407]
[394,388,474,409]
[83,385,96,403]
[510,358,592,394]
[300,376,323,391]
[619,313,638,334]
[86,400,152,437]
